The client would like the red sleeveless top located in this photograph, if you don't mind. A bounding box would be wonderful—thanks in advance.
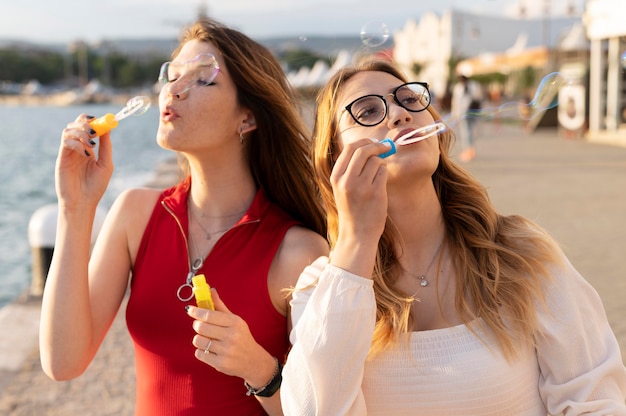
[127,178,297,415]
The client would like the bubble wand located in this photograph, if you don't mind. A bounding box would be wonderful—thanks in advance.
[377,123,447,158]
[89,95,151,136]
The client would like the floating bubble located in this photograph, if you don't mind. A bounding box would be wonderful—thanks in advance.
[526,72,568,117]
[299,35,308,42]
[622,50,626,70]
[461,72,568,121]
[360,21,390,47]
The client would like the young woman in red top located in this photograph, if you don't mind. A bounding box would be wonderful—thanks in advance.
[40,18,328,415]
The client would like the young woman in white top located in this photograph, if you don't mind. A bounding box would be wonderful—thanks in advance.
[281,58,626,415]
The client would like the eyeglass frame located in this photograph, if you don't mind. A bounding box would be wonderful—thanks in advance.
[342,82,431,127]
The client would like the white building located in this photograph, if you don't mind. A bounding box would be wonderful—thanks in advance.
[583,0,626,145]
[393,9,580,100]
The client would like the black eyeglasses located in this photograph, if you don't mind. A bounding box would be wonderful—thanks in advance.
[343,82,431,127]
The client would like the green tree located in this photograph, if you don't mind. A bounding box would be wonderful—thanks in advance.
[520,66,536,90]
[0,47,166,88]
[0,49,65,84]
[280,49,330,71]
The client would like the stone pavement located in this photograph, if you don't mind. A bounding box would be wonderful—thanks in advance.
[1,122,626,415]
[466,122,626,356]
[0,296,135,415]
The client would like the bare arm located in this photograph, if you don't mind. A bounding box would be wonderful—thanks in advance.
[39,196,131,379]
[39,114,157,380]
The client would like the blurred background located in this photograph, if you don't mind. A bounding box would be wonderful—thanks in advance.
[0,0,624,316]
[1,1,626,414]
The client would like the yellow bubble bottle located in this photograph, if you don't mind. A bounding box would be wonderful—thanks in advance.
[89,113,118,136]
[192,274,215,310]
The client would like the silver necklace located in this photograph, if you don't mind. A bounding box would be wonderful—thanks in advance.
[189,207,246,240]
[402,239,444,287]
[176,204,245,301]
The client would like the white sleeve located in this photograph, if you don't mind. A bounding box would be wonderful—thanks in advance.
[536,255,626,415]
[281,256,376,416]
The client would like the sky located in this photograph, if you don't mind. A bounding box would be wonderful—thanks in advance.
[0,0,586,45]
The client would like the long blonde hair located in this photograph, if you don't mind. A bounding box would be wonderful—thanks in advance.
[313,58,562,359]
[171,18,326,236]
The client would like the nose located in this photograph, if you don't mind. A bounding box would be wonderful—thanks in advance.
[163,81,190,101]
[169,89,188,100]
[386,100,413,127]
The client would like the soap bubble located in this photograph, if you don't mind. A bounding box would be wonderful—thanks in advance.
[474,72,568,121]
[299,35,308,42]
[622,50,626,70]
[360,21,390,47]
[525,72,568,117]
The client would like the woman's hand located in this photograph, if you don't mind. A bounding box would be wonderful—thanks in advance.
[56,114,114,209]
[328,139,390,277]
[186,289,276,387]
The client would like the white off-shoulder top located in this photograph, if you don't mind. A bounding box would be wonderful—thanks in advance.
[282,256,626,416]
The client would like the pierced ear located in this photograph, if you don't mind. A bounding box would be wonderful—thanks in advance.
[240,113,257,134]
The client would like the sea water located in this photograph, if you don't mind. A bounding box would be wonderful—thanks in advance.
[0,103,172,308]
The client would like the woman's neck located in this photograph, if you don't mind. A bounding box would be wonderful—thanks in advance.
[186,156,257,219]
[388,180,445,251]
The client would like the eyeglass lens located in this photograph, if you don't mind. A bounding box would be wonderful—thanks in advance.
[158,53,220,97]
[349,83,430,126]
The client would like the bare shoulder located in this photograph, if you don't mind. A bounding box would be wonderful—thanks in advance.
[280,225,329,267]
[106,187,165,260]
[107,187,164,225]
[113,187,162,209]
[268,226,329,311]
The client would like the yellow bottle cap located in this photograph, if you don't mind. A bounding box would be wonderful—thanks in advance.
[192,274,215,310]
[89,113,119,136]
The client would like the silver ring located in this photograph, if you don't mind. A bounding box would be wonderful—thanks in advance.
[203,339,212,354]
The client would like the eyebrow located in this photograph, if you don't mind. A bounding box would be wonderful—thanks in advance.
[359,84,400,100]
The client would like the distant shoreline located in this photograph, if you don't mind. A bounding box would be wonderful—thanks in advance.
[0,88,316,108]
[0,92,151,107]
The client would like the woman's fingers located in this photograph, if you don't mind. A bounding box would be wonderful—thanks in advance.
[332,139,389,179]
[60,115,99,156]
[331,139,389,198]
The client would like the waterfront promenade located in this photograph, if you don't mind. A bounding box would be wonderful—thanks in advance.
[1,122,626,414]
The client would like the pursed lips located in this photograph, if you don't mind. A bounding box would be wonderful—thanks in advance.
[393,127,421,143]
[161,106,180,122]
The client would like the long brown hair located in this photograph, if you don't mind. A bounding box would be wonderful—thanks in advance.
[313,58,562,359]
[172,18,326,236]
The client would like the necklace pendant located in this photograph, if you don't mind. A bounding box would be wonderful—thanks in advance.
[418,275,428,287]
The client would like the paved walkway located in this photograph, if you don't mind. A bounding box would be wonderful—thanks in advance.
[1,122,626,414]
